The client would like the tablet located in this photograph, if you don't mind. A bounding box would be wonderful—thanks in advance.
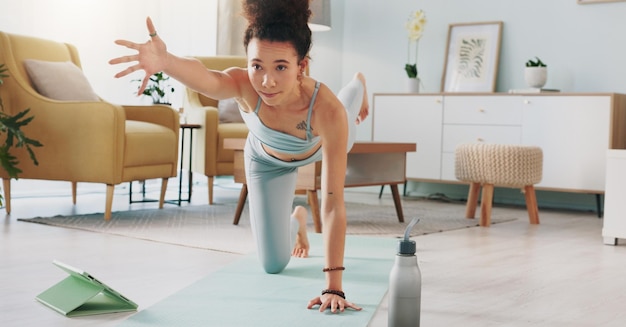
[36,260,138,317]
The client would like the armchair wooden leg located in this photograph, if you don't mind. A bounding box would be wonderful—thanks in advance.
[159,178,169,209]
[2,178,11,214]
[208,176,214,205]
[105,184,114,221]
[480,183,494,227]
[71,181,77,205]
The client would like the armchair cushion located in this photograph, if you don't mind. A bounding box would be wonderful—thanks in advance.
[218,98,244,123]
[23,59,99,101]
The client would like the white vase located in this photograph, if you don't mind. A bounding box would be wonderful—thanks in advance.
[407,78,420,93]
[524,67,547,89]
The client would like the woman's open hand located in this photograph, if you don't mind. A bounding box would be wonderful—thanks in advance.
[109,17,168,95]
[307,293,362,313]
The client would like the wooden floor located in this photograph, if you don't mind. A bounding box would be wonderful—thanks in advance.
[1,177,626,327]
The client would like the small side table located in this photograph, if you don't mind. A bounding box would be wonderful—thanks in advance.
[176,123,201,204]
[129,123,201,206]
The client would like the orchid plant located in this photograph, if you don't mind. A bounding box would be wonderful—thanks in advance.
[404,10,427,79]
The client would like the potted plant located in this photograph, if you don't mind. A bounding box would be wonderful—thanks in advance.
[0,64,42,206]
[525,57,547,89]
[404,10,426,93]
[134,71,175,105]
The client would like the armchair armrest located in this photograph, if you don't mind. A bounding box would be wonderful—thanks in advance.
[123,104,180,132]
[184,88,219,160]
[10,98,127,183]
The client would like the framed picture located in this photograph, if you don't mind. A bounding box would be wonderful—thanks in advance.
[578,0,626,4]
[441,21,503,93]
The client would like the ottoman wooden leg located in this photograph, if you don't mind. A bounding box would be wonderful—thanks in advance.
[480,183,494,227]
[524,185,540,224]
[465,182,481,219]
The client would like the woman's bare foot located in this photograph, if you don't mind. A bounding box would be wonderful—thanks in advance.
[291,205,310,258]
[355,72,369,124]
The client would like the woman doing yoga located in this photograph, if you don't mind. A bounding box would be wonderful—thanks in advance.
[109,0,369,313]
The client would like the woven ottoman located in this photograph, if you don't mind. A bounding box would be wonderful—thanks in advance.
[455,143,543,227]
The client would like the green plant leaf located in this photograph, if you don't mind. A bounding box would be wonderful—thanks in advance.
[526,56,546,67]
[132,71,174,104]
[0,68,41,179]
[405,64,418,78]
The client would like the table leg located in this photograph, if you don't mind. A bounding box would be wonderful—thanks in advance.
[390,184,405,223]
[233,184,248,225]
[307,190,322,233]
[177,127,186,206]
[188,130,194,199]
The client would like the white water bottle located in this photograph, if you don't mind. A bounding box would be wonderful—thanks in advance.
[388,217,421,327]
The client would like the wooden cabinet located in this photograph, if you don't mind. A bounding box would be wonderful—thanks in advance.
[372,93,626,194]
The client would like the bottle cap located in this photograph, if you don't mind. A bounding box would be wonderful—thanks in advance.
[397,217,420,255]
[398,239,416,255]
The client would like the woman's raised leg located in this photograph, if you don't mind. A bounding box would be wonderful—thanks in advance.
[337,73,369,151]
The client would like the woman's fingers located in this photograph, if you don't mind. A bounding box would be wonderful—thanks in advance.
[138,74,152,95]
[109,54,139,66]
[113,39,140,51]
[112,67,134,79]
[307,296,322,309]
[345,301,362,311]
[146,17,156,36]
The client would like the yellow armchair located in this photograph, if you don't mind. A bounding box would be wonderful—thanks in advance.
[0,31,179,220]
[183,56,248,204]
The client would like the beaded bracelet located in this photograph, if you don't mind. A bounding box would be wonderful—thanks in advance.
[322,289,346,299]
[322,266,345,272]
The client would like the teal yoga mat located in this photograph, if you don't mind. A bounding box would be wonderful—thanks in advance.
[118,234,397,326]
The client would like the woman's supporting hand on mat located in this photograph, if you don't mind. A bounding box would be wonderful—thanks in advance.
[307,291,363,313]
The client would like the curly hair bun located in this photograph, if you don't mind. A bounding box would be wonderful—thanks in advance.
[242,0,313,61]
[243,0,311,29]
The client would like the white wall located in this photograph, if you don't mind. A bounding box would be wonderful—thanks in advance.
[331,0,626,94]
[309,0,626,141]
[0,0,218,108]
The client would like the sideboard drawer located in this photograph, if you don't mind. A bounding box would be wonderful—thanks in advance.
[442,125,522,153]
[443,96,522,125]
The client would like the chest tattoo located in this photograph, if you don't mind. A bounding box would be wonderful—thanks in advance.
[296,120,310,131]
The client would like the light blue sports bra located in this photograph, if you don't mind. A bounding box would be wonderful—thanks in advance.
[240,82,321,155]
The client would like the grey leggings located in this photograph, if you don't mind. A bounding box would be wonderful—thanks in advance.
[243,76,364,274]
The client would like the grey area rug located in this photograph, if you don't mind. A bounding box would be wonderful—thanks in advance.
[18,198,517,254]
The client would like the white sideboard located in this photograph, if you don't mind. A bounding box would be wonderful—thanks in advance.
[372,93,626,194]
